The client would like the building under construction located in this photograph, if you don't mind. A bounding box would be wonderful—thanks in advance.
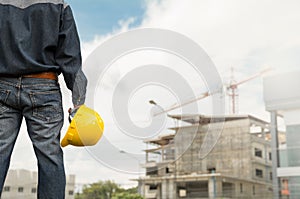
[137,114,277,199]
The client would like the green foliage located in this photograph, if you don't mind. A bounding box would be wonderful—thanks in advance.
[75,180,143,199]
[123,186,138,194]
[112,192,144,199]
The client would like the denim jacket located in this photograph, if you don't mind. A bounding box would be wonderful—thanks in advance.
[0,0,87,106]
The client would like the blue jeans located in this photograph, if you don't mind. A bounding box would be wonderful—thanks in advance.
[0,77,65,199]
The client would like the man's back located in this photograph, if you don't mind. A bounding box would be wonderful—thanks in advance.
[0,0,65,75]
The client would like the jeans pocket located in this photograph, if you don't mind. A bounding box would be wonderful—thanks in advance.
[0,89,10,114]
[29,90,63,122]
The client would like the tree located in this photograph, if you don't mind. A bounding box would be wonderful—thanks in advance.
[75,180,143,199]
[75,180,120,199]
[112,192,143,199]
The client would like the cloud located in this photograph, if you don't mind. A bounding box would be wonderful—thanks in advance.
[138,0,300,117]
[142,0,300,69]
[81,17,137,61]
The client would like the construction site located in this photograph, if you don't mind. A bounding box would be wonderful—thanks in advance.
[136,70,300,199]
[137,114,278,199]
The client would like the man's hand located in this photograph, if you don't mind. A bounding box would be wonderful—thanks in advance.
[68,105,82,119]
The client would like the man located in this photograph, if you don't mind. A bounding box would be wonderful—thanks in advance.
[0,0,87,198]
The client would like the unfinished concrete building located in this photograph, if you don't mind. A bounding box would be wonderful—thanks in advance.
[138,114,274,199]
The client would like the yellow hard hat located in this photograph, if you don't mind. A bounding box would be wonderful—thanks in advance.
[61,105,104,147]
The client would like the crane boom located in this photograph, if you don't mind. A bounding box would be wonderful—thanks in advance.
[230,68,272,87]
[152,88,222,117]
[150,67,272,116]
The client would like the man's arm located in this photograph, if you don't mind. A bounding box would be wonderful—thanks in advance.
[55,3,87,107]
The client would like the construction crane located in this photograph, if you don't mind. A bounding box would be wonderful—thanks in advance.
[150,67,272,116]
[227,67,272,114]
[149,90,212,117]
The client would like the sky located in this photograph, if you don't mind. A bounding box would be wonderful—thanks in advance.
[9,0,300,191]
[68,0,146,41]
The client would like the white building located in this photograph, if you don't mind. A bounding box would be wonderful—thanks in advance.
[1,169,75,199]
[263,71,300,199]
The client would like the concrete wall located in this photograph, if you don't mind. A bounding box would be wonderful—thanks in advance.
[174,119,254,179]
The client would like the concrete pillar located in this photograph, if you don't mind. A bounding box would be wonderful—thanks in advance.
[169,180,176,199]
[270,111,280,199]
[208,177,216,199]
[216,179,222,197]
[157,184,161,199]
[161,180,168,199]
[138,181,145,197]
[161,179,176,199]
